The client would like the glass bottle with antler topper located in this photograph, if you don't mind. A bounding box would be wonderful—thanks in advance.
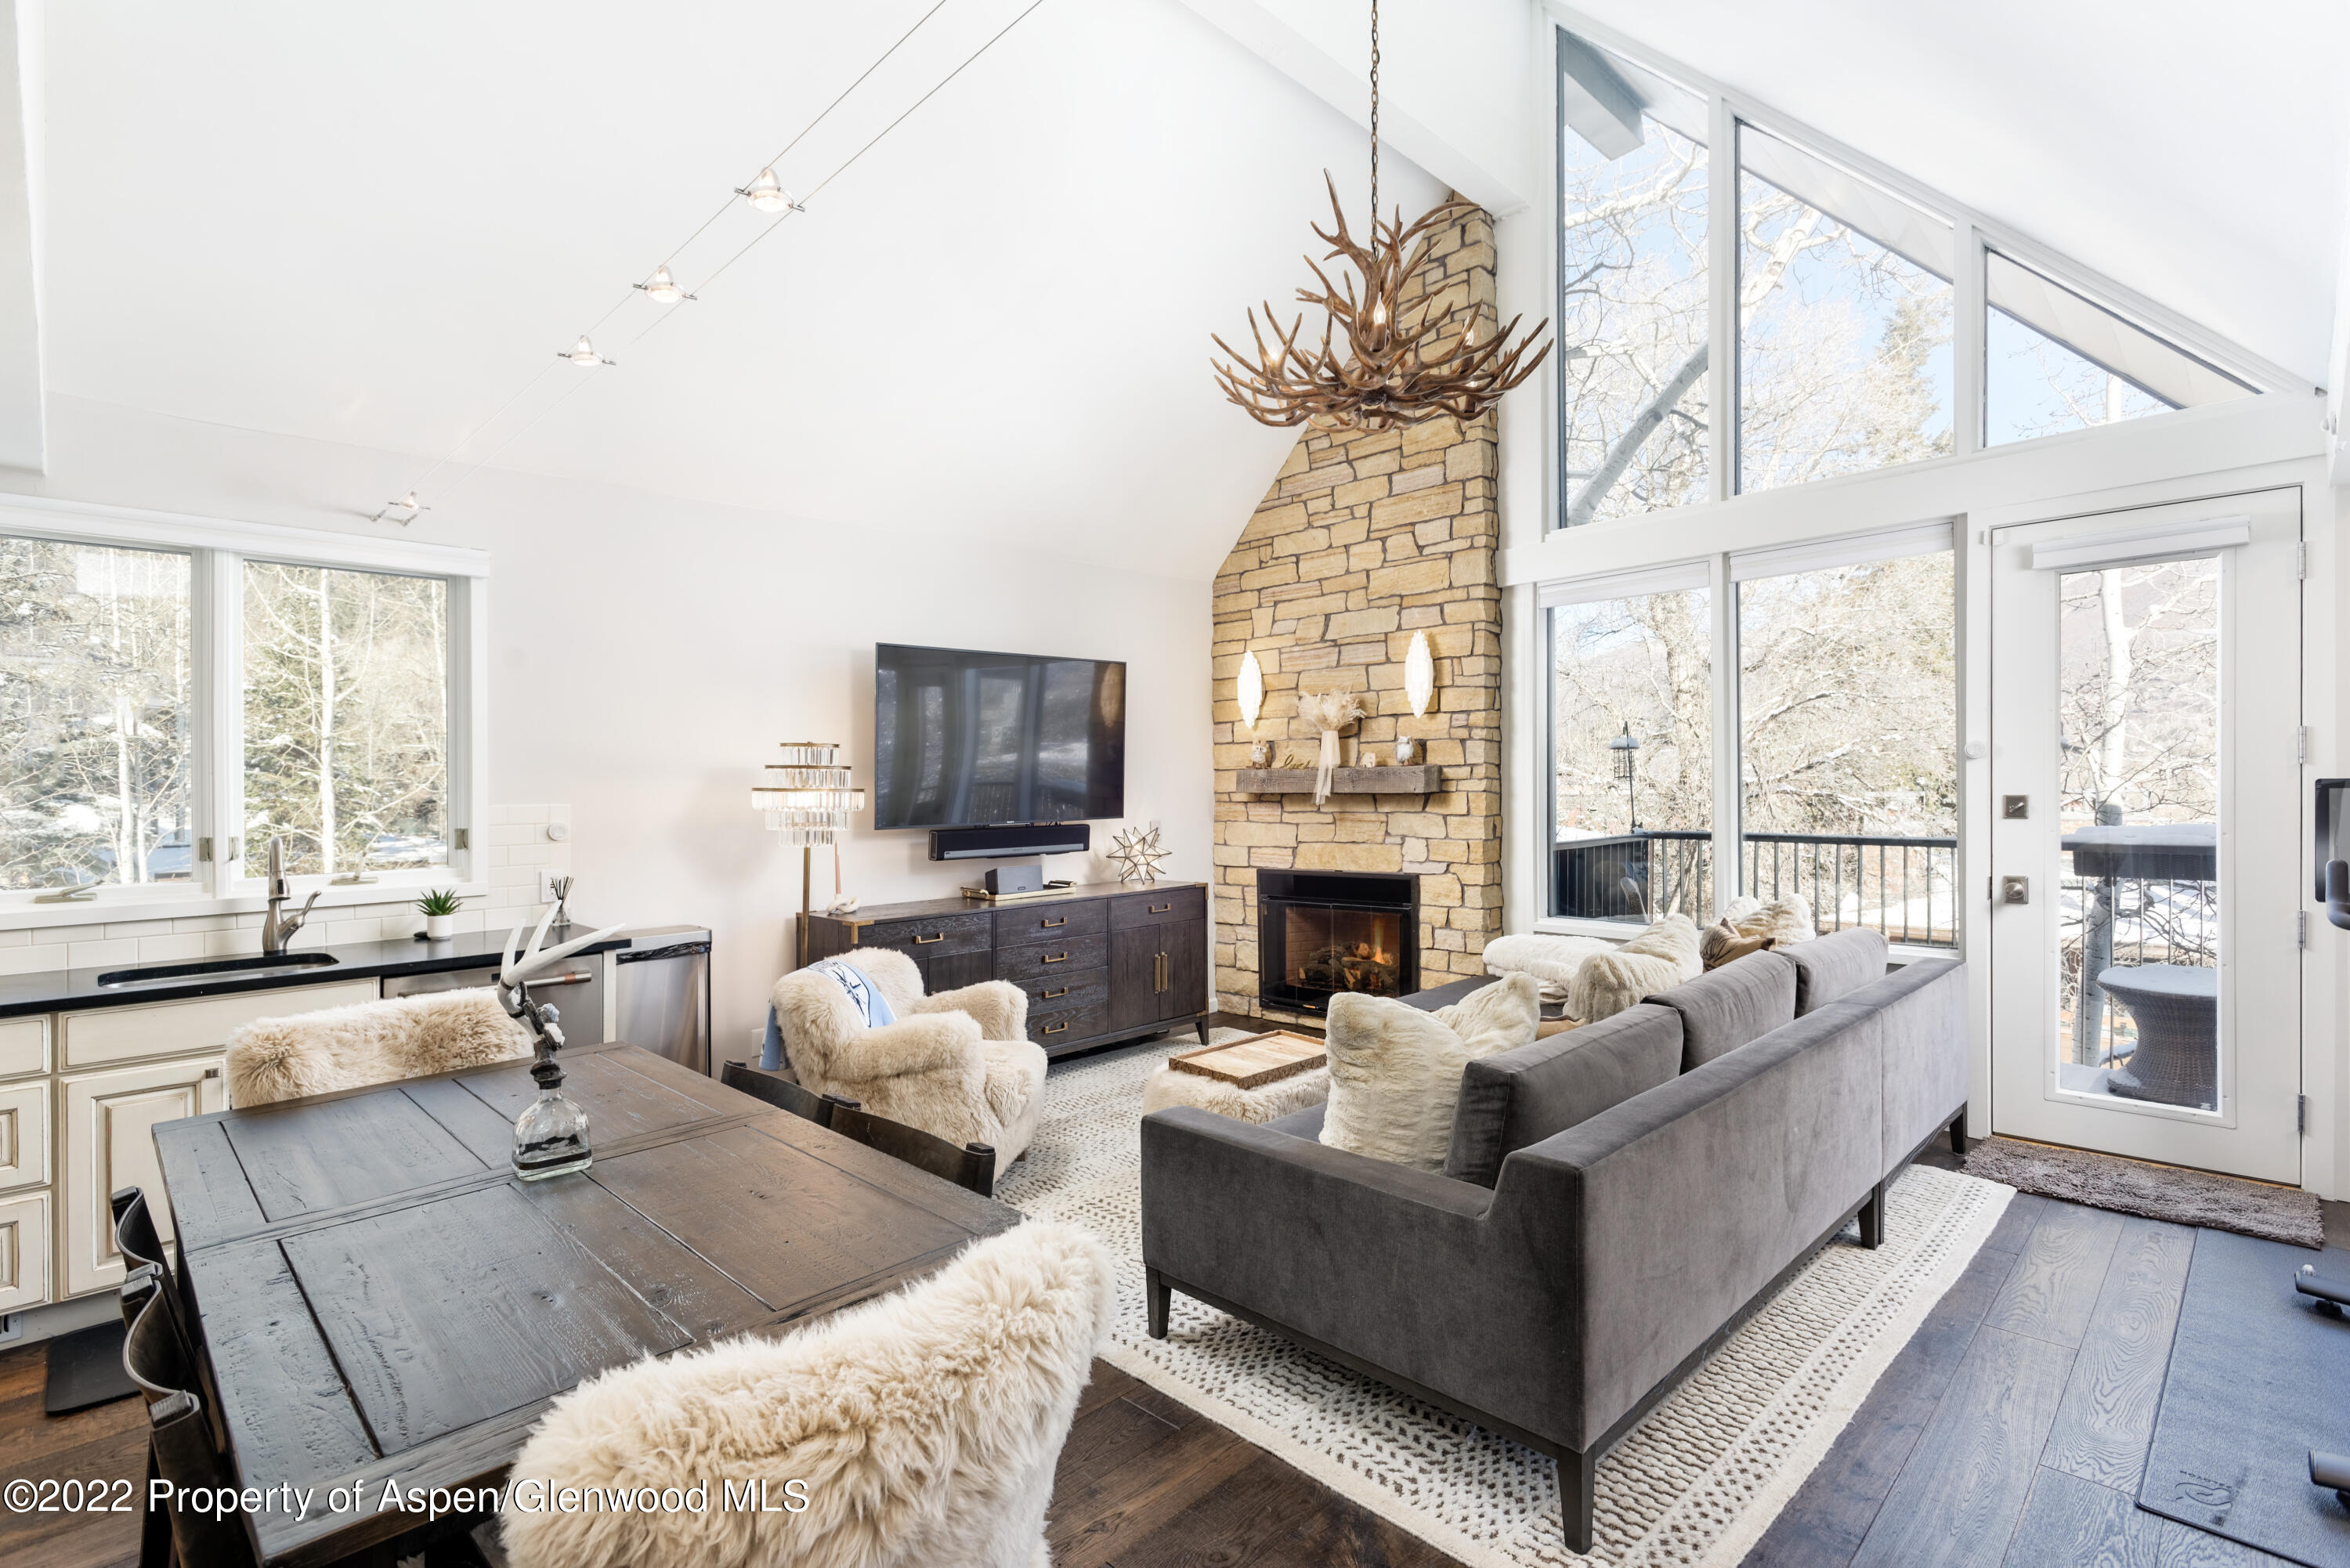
[509,987,592,1180]
[496,905,624,1181]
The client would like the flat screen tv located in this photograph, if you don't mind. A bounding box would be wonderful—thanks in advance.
[873,643,1126,829]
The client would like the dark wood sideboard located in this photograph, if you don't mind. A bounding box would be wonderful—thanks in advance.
[802,880,1209,1058]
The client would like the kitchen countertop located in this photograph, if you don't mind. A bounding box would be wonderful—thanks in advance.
[0,923,654,1020]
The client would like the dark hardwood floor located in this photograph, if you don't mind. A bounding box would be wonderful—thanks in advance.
[3,1133,2339,1568]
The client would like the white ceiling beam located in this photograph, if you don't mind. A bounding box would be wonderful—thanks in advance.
[1172,0,1534,216]
[1555,28,1640,159]
[0,0,45,475]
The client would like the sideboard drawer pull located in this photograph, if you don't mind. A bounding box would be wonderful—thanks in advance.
[1148,902,1172,913]
[1042,916,1068,928]
[912,932,945,945]
[1041,952,1069,964]
[1043,1021,1070,1035]
[1042,987,1070,1000]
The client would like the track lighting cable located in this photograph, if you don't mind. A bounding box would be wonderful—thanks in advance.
[385,0,1035,515]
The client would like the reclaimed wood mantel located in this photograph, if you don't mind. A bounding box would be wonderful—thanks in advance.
[1234,764,1442,796]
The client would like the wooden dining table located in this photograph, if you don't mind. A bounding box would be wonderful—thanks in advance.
[150,1041,1021,1567]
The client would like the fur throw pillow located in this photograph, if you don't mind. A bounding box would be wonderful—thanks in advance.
[1699,919,1776,970]
[1565,912,1703,1024]
[1479,932,1613,1004]
[1318,974,1541,1172]
[1720,894,1816,945]
[226,989,529,1107]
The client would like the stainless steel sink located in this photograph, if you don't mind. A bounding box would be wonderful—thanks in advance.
[95,952,342,988]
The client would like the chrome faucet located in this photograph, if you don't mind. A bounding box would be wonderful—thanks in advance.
[261,837,322,956]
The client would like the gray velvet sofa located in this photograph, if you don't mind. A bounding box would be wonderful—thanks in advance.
[1138,927,1967,1553]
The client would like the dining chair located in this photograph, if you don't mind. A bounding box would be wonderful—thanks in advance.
[719,1060,837,1125]
[114,1186,228,1456]
[823,1098,997,1198]
[223,988,529,1107]
[121,1262,252,1568]
[497,1220,1115,1568]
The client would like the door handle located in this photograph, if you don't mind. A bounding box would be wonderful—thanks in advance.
[1042,916,1068,928]
[1043,1021,1069,1035]
[1042,952,1069,964]
[1042,987,1069,1000]
[912,932,945,945]
[2001,876,2030,905]
[1149,903,1172,914]
[1154,952,1168,992]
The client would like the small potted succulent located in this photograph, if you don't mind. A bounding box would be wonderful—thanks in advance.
[414,887,465,941]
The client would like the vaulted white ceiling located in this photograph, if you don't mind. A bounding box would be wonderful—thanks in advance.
[30,0,1442,579]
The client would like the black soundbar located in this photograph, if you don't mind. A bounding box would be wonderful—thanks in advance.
[927,822,1092,861]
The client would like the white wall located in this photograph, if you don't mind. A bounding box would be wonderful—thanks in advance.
[0,395,1214,1053]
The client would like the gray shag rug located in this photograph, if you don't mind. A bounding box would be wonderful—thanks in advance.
[1962,1136,2322,1248]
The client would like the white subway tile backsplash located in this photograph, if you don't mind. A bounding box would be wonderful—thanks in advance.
[0,945,66,976]
[171,915,237,934]
[32,927,76,945]
[509,846,550,868]
[489,805,515,827]
[511,804,551,825]
[136,934,207,963]
[67,938,140,969]
[325,919,381,946]
[103,919,178,940]
[0,928,27,948]
[204,929,262,957]
[488,825,533,847]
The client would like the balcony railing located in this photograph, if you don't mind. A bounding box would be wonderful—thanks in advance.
[1553,828,1959,947]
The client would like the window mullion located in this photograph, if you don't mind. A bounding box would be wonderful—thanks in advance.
[1706,95,1738,504]
[1953,220,1986,456]
[206,551,246,898]
[1709,551,1741,909]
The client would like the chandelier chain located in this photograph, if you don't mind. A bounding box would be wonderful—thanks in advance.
[1368,0,1379,233]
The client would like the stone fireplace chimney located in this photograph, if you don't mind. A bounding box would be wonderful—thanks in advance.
[1208,201,1505,1022]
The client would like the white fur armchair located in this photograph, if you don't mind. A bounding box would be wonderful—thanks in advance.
[773,948,1047,1177]
[499,1219,1115,1568]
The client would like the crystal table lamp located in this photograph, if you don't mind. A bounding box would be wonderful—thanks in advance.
[754,742,866,967]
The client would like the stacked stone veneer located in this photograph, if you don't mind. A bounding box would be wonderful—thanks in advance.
[1209,201,1503,1019]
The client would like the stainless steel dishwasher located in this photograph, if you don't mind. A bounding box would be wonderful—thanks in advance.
[611,924,713,1075]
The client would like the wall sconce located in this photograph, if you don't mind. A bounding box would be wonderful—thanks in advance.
[1405,631,1436,717]
[1237,648,1266,731]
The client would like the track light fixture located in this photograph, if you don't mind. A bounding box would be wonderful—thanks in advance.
[634,265,694,304]
[371,490,427,527]
[736,167,803,215]
[559,335,616,367]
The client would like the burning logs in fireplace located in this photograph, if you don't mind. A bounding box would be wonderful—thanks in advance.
[1292,939,1401,998]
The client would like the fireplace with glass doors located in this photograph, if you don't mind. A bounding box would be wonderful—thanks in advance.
[1257,869,1419,1013]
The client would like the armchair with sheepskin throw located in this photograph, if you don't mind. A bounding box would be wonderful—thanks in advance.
[772,948,1047,1178]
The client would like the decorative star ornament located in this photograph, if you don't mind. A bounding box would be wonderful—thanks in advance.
[1107,822,1171,886]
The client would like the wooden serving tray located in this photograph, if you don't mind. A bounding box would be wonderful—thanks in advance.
[1167,1030,1327,1088]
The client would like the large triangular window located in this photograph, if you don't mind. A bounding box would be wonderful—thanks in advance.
[1555,25,2283,527]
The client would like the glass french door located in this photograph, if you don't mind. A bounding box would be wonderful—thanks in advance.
[1987,489,2301,1182]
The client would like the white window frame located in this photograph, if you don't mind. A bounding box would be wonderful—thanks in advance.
[1536,522,1961,962]
[1542,1,2312,525]
[0,495,490,930]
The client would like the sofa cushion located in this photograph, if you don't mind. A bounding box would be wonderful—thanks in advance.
[1646,948,1798,1070]
[1442,1002,1683,1187]
[1319,974,1542,1172]
[1788,927,1890,1015]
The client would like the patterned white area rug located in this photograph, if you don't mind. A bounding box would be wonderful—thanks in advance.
[997,1032,2012,1568]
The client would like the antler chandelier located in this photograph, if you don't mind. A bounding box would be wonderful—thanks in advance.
[1212,0,1551,431]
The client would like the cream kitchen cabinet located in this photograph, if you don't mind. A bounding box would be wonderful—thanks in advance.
[61,978,378,1069]
[60,1055,228,1297]
[0,1191,48,1312]
[0,1081,48,1191]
